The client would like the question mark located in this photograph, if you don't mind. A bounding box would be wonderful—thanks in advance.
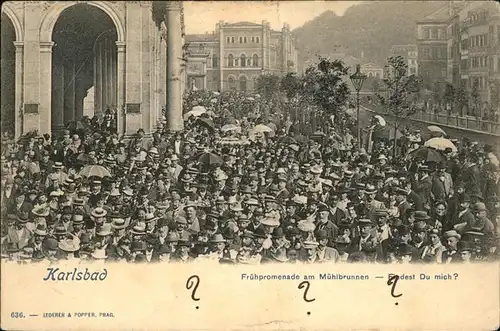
[298,281,316,303]
[453,273,458,280]
[387,274,402,305]
[186,275,200,306]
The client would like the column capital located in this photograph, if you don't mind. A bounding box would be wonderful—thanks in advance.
[40,41,55,53]
[116,41,126,52]
[13,41,24,52]
[165,1,182,11]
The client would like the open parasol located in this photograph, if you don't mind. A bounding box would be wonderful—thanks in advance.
[253,124,273,133]
[427,125,446,135]
[221,124,242,133]
[374,115,386,126]
[424,137,457,152]
[79,164,111,178]
[184,105,207,120]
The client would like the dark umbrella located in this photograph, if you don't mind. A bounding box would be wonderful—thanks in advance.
[408,146,445,163]
[196,118,214,131]
[76,153,94,165]
[198,152,223,167]
[66,120,86,131]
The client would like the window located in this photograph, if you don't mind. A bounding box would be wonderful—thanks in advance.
[231,37,235,43]
[423,48,430,58]
[212,54,219,68]
[431,28,438,39]
[240,54,246,67]
[252,54,259,67]
[228,76,236,91]
[239,36,243,43]
[234,58,239,66]
[239,76,247,91]
[226,37,230,43]
[244,37,247,43]
[227,54,234,67]
[256,36,260,43]
[251,36,255,43]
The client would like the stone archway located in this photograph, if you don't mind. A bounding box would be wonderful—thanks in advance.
[1,5,24,138]
[1,13,16,137]
[38,1,125,135]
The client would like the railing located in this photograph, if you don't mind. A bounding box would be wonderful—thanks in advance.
[361,102,500,136]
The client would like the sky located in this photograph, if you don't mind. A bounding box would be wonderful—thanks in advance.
[183,1,362,34]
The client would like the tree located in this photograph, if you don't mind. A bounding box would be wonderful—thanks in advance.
[470,79,481,118]
[301,56,351,120]
[376,56,422,157]
[454,87,468,116]
[280,72,302,99]
[255,74,281,100]
[443,83,455,115]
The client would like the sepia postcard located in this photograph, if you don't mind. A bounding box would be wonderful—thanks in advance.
[1,0,500,330]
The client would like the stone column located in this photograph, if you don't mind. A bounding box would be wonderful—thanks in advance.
[64,61,76,125]
[13,41,24,139]
[116,41,126,136]
[166,1,184,131]
[51,62,65,132]
[219,23,224,90]
[94,42,102,116]
[38,41,54,135]
[109,39,115,108]
[102,38,108,111]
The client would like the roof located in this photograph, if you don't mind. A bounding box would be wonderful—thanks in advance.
[417,5,452,23]
[185,34,217,42]
[225,21,262,27]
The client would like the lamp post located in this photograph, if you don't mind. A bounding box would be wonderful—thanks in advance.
[350,64,367,148]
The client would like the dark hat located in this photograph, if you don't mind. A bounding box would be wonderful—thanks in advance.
[397,243,414,256]
[272,227,285,239]
[472,202,487,212]
[17,212,29,223]
[253,227,267,239]
[414,210,430,221]
[358,218,373,227]
[458,193,471,203]
[43,238,59,251]
[413,222,427,233]
[315,229,329,241]
[457,240,473,252]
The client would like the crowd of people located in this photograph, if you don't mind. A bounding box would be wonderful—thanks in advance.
[1,89,499,264]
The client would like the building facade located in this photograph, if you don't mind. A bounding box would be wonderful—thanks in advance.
[416,5,451,89]
[444,1,500,115]
[0,1,185,138]
[185,21,299,92]
[389,44,418,75]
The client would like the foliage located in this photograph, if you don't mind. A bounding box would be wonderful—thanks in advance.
[470,79,481,114]
[301,56,351,115]
[254,74,281,100]
[454,87,468,115]
[376,56,422,120]
[443,83,455,114]
[280,72,302,99]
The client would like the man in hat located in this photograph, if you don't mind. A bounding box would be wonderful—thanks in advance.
[314,203,338,247]
[432,162,454,201]
[453,193,475,230]
[441,230,461,263]
[414,164,432,208]
[458,153,481,196]
[356,218,378,262]
[465,202,495,235]
[5,214,33,250]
